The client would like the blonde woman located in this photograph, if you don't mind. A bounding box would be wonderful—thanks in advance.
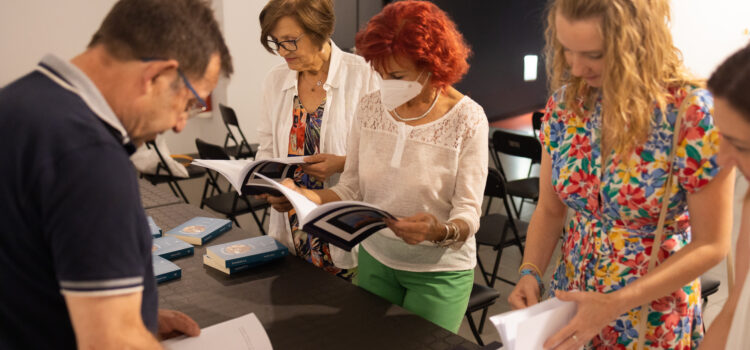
[507,0,735,349]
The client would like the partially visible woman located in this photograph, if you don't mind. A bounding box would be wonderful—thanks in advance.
[256,0,379,281]
[275,1,487,333]
[507,0,735,349]
[701,44,750,349]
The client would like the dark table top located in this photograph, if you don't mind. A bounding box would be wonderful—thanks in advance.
[148,203,480,350]
[139,178,183,209]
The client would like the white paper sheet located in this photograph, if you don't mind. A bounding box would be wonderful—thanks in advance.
[161,313,272,350]
[489,297,576,350]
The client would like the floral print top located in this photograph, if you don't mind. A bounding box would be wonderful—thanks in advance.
[287,96,354,281]
[540,85,720,349]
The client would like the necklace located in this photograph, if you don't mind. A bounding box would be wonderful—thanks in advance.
[304,71,326,92]
[392,90,441,122]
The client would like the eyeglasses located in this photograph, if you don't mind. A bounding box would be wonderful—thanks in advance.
[142,58,208,116]
[266,33,304,52]
[176,68,208,116]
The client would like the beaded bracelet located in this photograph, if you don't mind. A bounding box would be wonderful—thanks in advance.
[518,262,543,277]
[519,268,545,296]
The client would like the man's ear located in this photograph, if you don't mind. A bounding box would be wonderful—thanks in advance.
[140,59,179,95]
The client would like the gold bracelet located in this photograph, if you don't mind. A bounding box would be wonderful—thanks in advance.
[518,262,543,276]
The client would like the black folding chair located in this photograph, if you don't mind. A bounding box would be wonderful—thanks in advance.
[475,168,529,288]
[140,141,205,204]
[219,104,258,159]
[531,111,544,138]
[465,283,500,346]
[490,129,542,217]
[195,138,269,234]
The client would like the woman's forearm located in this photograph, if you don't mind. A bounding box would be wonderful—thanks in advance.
[521,206,567,275]
[301,188,341,205]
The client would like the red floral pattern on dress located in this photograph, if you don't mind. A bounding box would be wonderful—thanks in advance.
[540,86,720,349]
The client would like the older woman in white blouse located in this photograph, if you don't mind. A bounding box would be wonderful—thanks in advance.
[256,0,378,281]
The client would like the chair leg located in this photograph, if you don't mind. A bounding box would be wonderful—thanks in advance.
[478,307,489,333]
[465,312,485,346]
[476,251,492,286]
[170,180,190,204]
[250,210,267,235]
[230,216,241,228]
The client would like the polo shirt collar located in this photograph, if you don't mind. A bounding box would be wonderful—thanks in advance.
[281,40,345,92]
[37,54,131,145]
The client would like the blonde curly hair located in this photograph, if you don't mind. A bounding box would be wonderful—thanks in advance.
[545,0,699,154]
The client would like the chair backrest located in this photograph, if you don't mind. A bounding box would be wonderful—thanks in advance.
[219,103,239,127]
[491,129,542,163]
[146,141,175,177]
[195,138,231,160]
[484,167,509,199]
[531,111,544,136]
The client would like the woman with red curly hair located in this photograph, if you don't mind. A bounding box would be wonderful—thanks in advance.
[281,0,488,332]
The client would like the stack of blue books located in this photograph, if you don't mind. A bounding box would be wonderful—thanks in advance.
[203,236,289,275]
[165,217,232,245]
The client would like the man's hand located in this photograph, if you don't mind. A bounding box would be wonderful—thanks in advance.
[158,309,200,340]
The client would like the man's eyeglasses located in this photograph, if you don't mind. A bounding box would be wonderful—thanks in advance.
[266,33,304,52]
[176,69,208,116]
[142,58,208,116]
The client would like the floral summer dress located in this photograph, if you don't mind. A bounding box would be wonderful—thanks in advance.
[287,95,354,281]
[540,86,720,349]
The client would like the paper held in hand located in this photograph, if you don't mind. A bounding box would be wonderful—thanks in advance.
[254,173,395,251]
[489,297,576,350]
[191,157,306,196]
[161,313,272,350]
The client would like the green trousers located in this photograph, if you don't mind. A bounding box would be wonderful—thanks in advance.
[356,246,474,333]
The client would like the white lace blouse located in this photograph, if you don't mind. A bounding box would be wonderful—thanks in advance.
[331,92,488,272]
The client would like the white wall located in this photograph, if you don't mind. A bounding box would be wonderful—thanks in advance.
[0,0,281,154]
[671,0,750,79]
[2,1,748,152]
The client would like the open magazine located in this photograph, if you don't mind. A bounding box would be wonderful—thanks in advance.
[255,174,395,251]
[489,297,576,350]
[191,157,306,196]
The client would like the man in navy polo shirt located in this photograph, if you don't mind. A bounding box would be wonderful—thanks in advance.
[0,0,233,348]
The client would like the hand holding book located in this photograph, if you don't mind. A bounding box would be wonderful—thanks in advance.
[299,153,346,182]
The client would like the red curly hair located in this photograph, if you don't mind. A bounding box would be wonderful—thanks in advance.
[354,0,471,89]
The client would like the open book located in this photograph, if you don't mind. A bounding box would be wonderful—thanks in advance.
[191,157,306,196]
[489,297,576,350]
[255,174,395,251]
[161,313,272,350]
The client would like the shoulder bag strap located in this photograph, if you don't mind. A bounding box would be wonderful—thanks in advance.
[635,93,688,349]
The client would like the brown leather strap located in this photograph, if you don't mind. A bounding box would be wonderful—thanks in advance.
[635,92,688,349]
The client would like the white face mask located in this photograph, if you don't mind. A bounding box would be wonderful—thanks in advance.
[379,71,430,111]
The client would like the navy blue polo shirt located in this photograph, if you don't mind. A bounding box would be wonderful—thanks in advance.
[0,54,158,349]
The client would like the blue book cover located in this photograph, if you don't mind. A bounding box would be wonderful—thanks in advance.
[148,216,162,238]
[165,217,232,245]
[152,236,194,260]
[203,254,273,275]
[153,255,181,284]
[206,236,289,267]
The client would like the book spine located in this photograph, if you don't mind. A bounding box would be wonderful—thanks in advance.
[200,222,232,245]
[155,270,181,284]
[225,249,288,267]
[161,247,194,260]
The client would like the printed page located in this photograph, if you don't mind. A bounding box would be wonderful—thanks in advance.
[489,297,576,350]
[161,313,272,350]
[255,174,318,220]
[192,159,253,193]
